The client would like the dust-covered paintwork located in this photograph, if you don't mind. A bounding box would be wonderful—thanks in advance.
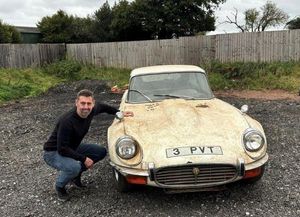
[108,65,268,191]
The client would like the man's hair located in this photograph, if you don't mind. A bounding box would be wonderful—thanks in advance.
[77,89,94,99]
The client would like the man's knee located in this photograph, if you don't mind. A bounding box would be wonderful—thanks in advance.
[94,146,107,162]
[65,162,82,177]
[77,143,107,163]
[99,146,107,158]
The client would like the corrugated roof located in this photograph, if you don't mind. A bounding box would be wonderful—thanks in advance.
[15,26,40,34]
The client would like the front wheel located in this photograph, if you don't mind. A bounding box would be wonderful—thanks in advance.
[113,169,133,192]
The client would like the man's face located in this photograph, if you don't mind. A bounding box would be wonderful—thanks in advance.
[75,96,95,118]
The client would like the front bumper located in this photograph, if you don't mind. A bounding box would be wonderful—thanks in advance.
[110,153,268,189]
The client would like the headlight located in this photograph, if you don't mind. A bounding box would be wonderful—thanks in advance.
[116,136,137,159]
[243,129,265,152]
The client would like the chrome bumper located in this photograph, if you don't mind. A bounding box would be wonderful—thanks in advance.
[110,157,262,189]
[110,154,268,189]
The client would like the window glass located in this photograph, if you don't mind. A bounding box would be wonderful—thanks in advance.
[128,72,213,103]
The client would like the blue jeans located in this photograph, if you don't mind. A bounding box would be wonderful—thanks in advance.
[43,143,107,188]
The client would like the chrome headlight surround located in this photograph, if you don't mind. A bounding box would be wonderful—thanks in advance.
[243,128,265,152]
[115,136,138,159]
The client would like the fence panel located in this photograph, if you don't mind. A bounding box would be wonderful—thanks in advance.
[214,30,300,63]
[0,44,10,68]
[0,44,65,68]
[67,36,216,68]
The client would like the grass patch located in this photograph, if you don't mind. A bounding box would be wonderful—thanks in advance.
[79,64,130,87]
[43,59,82,80]
[0,68,62,103]
[0,61,131,104]
[43,59,131,87]
[202,61,300,92]
[1,59,299,104]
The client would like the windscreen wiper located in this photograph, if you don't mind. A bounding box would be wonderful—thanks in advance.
[129,89,153,102]
[154,94,196,100]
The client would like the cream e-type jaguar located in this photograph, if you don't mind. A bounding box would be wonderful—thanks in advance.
[108,65,268,193]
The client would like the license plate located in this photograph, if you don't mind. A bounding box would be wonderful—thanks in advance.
[166,146,223,158]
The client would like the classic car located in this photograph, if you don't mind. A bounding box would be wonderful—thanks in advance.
[108,65,268,193]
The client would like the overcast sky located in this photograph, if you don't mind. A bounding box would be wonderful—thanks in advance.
[0,0,299,35]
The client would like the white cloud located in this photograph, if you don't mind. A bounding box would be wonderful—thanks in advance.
[0,0,114,26]
[0,0,298,32]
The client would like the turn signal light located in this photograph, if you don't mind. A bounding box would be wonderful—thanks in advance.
[126,175,147,185]
[243,167,262,179]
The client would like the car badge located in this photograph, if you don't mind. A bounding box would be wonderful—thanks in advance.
[192,167,200,176]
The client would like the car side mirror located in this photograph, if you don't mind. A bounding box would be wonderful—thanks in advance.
[240,105,249,114]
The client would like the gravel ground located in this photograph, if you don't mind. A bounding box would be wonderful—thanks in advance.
[0,80,299,217]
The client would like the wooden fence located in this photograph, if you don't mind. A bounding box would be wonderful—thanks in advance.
[66,36,215,68]
[67,29,300,68]
[215,30,300,62]
[0,44,65,68]
[2,29,300,68]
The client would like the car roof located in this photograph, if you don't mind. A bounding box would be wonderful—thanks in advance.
[130,65,206,77]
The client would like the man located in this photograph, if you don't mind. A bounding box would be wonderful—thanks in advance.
[43,89,133,201]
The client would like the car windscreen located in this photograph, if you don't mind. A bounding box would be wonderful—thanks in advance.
[127,72,213,103]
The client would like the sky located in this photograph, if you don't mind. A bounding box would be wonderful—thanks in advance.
[0,0,299,35]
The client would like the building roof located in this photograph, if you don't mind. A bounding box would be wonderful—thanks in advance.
[15,26,40,34]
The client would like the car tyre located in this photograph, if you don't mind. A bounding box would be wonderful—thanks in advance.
[113,169,133,192]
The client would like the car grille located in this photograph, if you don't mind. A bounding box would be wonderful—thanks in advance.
[154,164,237,186]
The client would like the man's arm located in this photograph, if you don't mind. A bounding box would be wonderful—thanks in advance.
[93,102,119,115]
[94,102,134,117]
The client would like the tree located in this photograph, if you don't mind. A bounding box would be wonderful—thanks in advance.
[37,10,95,43]
[110,0,149,41]
[37,10,74,43]
[0,20,21,43]
[110,0,225,40]
[244,9,260,32]
[286,17,300,30]
[136,0,226,39]
[37,0,225,42]
[225,1,289,32]
[92,1,113,42]
[71,17,95,43]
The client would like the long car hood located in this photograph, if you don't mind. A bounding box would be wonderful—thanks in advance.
[121,98,251,166]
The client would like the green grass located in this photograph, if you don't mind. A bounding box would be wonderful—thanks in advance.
[0,60,131,104]
[0,68,63,103]
[0,59,299,104]
[203,61,300,92]
[79,64,131,87]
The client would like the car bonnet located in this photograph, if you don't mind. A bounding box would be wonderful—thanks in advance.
[120,98,252,165]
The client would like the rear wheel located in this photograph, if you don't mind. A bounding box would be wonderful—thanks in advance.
[113,169,133,192]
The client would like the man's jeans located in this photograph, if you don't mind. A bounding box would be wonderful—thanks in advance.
[43,144,107,188]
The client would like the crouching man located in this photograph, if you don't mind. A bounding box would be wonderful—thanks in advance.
[43,89,133,201]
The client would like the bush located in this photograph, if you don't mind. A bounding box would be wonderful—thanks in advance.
[204,61,296,79]
[0,84,32,101]
[43,59,82,80]
[202,61,300,92]
[0,20,21,43]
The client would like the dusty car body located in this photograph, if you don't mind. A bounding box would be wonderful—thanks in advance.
[108,65,268,193]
